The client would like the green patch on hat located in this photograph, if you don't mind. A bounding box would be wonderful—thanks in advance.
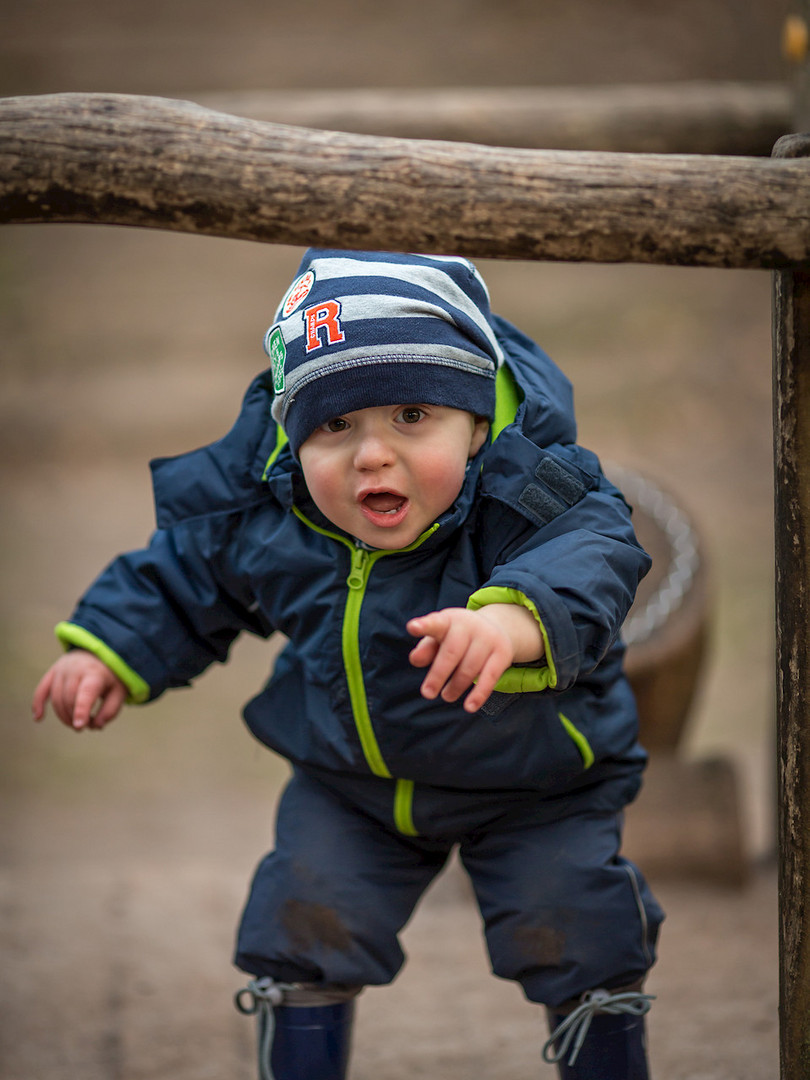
[267,326,286,393]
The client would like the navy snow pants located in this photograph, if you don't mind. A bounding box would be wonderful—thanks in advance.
[234,768,663,1008]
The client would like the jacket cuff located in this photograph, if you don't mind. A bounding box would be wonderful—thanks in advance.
[466,586,558,690]
[54,622,151,704]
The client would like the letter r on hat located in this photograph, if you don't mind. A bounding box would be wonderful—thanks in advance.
[304,300,347,353]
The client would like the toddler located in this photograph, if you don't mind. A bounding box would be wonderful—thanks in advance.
[33,249,663,1079]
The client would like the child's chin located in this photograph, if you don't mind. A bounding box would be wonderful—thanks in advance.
[358,524,423,550]
[355,506,427,549]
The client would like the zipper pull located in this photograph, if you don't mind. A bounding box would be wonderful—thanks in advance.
[346,547,369,589]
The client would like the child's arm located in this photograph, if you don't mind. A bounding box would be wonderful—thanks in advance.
[407,604,544,714]
[32,650,127,731]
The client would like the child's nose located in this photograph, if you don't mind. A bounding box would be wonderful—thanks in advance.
[353,432,395,470]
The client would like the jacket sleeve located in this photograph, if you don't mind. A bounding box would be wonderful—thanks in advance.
[471,429,651,693]
[56,511,274,703]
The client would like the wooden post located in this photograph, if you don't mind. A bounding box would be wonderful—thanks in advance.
[774,131,810,1080]
[777,7,810,1074]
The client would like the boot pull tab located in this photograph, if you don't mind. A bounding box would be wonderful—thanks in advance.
[235,977,291,1080]
[234,975,288,1014]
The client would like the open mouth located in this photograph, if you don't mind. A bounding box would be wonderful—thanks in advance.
[363,492,406,514]
[360,491,409,525]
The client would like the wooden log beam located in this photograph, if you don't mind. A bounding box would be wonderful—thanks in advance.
[2,92,810,269]
[190,81,791,157]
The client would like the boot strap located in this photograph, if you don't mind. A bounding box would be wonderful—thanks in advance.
[234,976,362,1080]
[542,987,655,1067]
[235,976,362,1011]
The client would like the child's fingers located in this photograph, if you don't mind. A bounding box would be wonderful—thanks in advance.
[461,652,511,713]
[71,676,105,730]
[407,612,450,641]
[417,622,474,700]
[407,608,514,710]
[407,611,452,684]
[31,669,55,721]
[70,678,97,730]
[408,635,439,669]
[88,682,127,730]
[33,652,126,731]
[48,666,76,727]
[438,636,493,703]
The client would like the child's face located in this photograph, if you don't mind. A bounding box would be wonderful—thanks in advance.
[298,404,489,549]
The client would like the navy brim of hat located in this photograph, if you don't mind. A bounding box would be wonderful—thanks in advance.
[284,359,496,455]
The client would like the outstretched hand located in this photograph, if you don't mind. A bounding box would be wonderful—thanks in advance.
[407,604,544,714]
[32,650,127,731]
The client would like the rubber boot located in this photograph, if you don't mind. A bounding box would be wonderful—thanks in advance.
[265,999,355,1080]
[546,1008,650,1080]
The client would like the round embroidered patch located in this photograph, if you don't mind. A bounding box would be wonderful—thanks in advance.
[282,270,315,317]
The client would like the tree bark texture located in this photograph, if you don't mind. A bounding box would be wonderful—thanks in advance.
[774,266,810,1080]
[2,92,810,269]
[190,82,791,157]
[773,132,810,1080]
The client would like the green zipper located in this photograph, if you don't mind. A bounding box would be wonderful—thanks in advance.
[344,543,392,778]
[268,365,519,836]
[292,507,437,833]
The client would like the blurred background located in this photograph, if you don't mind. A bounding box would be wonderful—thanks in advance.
[0,2,796,1077]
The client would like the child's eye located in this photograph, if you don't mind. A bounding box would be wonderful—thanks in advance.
[324,417,349,432]
[397,406,425,425]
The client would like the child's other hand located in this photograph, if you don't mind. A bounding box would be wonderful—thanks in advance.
[407,605,543,714]
[32,650,127,731]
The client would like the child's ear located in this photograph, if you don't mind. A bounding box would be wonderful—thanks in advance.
[468,416,490,458]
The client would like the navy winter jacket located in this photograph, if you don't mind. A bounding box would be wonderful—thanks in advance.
[58,316,651,826]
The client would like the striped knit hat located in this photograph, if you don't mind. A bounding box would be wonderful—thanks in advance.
[265,249,503,454]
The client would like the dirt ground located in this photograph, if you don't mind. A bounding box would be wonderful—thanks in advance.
[0,3,796,1077]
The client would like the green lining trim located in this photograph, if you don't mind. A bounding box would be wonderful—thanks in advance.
[489,665,553,694]
[394,779,419,836]
[466,585,557,690]
[558,711,595,769]
[492,362,523,442]
[261,424,289,480]
[54,622,151,704]
[292,507,439,783]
